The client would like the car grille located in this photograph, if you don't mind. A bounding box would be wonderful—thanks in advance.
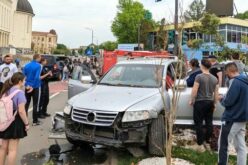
[72,108,118,126]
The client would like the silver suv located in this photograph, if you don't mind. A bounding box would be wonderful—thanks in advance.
[64,58,226,155]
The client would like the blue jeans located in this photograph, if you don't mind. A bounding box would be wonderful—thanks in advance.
[62,72,69,81]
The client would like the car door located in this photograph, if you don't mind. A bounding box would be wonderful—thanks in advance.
[68,64,97,99]
[169,62,227,125]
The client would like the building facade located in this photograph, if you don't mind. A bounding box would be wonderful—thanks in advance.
[32,30,58,54]
[0,0,12,48]
[149,17,248,60]
[0,0,34,54]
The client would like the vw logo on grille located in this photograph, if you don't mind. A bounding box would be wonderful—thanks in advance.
[87,112,96,122]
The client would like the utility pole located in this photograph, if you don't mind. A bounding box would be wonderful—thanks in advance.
[174,0,179,56]
[138,24,141,50]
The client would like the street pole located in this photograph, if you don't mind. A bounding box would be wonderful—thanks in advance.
[85,27,94,45]
[174,0,179,56]
[91,30,94,45]
[138,24,141,50]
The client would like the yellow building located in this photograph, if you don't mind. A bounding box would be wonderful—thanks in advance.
[0,0,34,54]
[0,0,12,48]
[32,30,58,54]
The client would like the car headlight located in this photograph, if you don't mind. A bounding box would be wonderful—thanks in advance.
[64,104,72,115]
[122,110,150,122]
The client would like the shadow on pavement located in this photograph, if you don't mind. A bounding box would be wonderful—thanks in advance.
[20,144,108,165]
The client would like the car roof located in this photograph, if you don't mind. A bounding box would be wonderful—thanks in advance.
[117,58,178,66]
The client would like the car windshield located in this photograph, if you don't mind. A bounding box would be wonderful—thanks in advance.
[99,64,164,88]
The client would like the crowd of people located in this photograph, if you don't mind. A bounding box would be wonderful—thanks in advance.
[187,53,248,165]
[0,54,55,165]
[0,52,246,164]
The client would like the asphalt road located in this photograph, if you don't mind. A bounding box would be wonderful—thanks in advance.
[16,83,115,165]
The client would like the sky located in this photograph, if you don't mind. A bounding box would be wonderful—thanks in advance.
[29,0,248,48]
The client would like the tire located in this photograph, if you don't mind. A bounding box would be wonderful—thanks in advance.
[148,114,166,156]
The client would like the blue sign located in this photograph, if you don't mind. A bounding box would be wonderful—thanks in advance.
[85,48,93,56]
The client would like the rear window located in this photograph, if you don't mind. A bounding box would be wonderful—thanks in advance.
[42,55,56,65]
[56,56,67,61]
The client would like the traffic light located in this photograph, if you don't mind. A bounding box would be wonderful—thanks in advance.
[182,30,188,45]
[155,0,162,2]
[168,30,175,44]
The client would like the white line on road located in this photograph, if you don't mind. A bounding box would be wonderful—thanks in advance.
[28,92,60,112]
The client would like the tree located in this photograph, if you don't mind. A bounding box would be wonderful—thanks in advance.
[194,13,220,35]
[53,43,71,55]
[235,10,248,20]
[156,18,169,50]
[99,41,118,51]
[184,0,205,21]
[111,0,156,44]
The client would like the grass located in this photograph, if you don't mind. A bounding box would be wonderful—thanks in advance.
[117,146,239,165]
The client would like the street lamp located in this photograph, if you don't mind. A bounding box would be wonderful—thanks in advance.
[85,27,94,45]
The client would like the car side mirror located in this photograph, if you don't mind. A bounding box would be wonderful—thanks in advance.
[81,75,93,84]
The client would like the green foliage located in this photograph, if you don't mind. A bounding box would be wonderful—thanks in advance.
[184,0,205,21]
[172,147,237,165]
[187,39,203,50]
[53,43,71,55]
[111,0,156,44]
[99,41,118,51]
[117,146,240,165]
[78,48,84,55]
[194,13,220,35]
[235,10,248,20]
[156,18,169,50]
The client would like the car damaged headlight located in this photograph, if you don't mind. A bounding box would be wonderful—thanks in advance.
[122,110,150,122]
[64,104,72,115]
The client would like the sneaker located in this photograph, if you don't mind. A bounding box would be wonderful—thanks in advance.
[196,145,206,153]
[38,114,46,119]
[32,121,42,126]
[43,113,51,117]
[203,142,211,151]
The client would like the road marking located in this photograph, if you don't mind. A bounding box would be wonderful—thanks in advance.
[28,92,60,112]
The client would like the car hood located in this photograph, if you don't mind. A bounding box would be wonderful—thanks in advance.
[71,85,159,112]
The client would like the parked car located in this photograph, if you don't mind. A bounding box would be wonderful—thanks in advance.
[64,57,227,155]
[41,55,69,80]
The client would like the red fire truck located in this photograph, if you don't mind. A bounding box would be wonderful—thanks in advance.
[96,50,171,76]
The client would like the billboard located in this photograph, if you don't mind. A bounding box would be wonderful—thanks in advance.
[206,0,233,16]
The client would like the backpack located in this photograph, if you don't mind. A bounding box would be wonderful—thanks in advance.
[0,90,21,132]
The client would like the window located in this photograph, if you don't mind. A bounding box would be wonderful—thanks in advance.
[42,38,44,42]
[219,24,226,30]
[49,38,52,42]
[197,33,203,39]
[99,64,164,88]
[227,25,232,30]
[237,32,241,43]
[189,33,196,40]
[231,31,237,43]
[219,31,226,42]
[227,31,232,42]
[237,26,241,32]
[204,34,210,42]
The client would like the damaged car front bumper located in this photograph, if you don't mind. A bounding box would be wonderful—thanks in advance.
[64,114,150,148]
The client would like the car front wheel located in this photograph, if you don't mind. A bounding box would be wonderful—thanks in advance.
[148,114,166,156]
